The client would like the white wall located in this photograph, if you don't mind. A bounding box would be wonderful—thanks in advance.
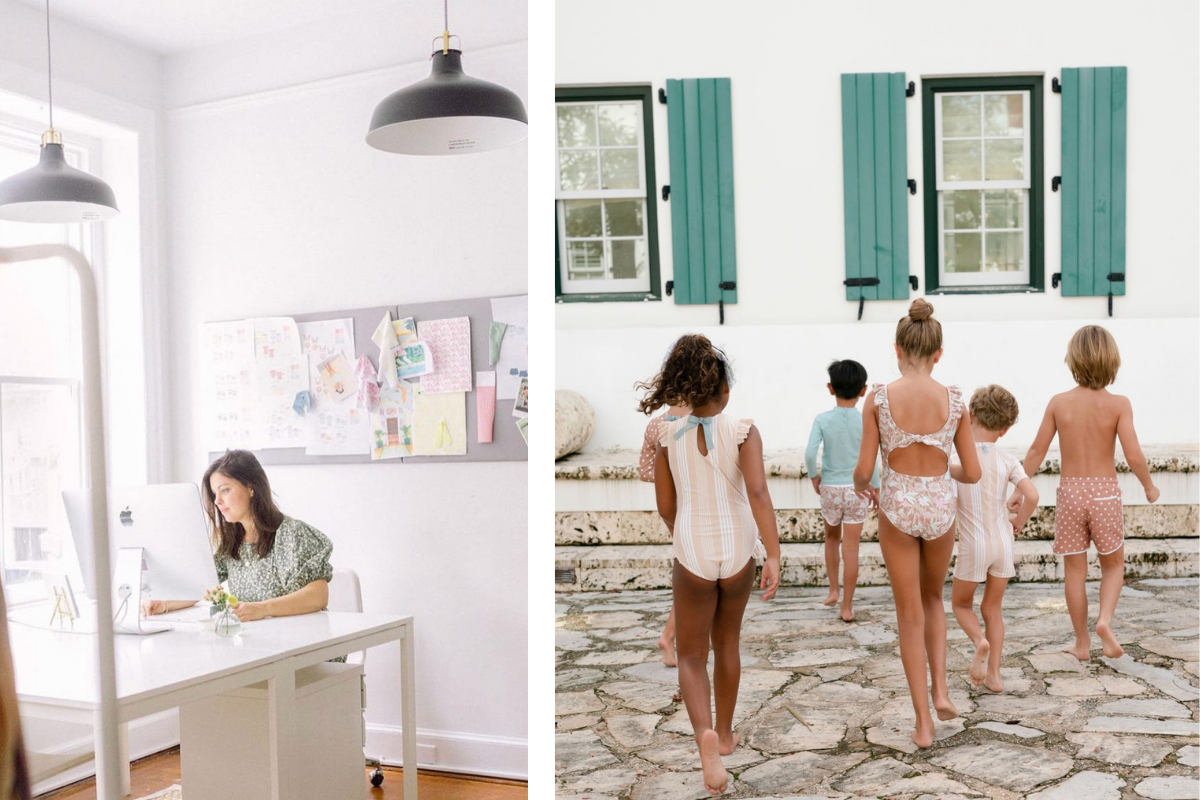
[555,0,1199,453]
[164,34,529,778]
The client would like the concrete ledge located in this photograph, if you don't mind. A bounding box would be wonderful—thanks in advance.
[556,505,1200,545]
[554,538,1200,592]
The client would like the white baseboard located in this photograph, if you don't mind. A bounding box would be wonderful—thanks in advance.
[29,710,180,796]
[365,724,527,781]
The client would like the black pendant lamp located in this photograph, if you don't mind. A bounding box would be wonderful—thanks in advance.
[0,0,118,223]
[366,0,528,155]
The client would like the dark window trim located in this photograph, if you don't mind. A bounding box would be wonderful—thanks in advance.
[555,84,661,303]
[921,75,1044,294]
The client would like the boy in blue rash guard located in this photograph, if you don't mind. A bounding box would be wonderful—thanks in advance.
[806,359,879,621]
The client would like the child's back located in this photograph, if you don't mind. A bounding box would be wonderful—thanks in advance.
[1045,386,1128,477]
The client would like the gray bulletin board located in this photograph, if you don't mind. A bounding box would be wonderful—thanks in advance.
[208,294,527,466]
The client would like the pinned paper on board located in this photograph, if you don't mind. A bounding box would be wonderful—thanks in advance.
[298,317,367,455]
[202,320,256,450]
[354,355,379,410]
[516,417,528,444]
[317,352,358,401]
[394,340,434,380]
[416,316,472,394]
[488,321,508,366]
[393,317,418,344]
[370,382,414,460]
[256,356,310,448]
[512,376,528,418]
[490,296,527,399]
[411,386,466,456]
[254,317,302,360]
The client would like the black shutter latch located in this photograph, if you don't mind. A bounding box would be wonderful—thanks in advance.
[662,185,670,201]
[1052,273,1062,289]
[844,277,882,321]
[906,81,915,98]
[1107,272,1126,317]
[1052,176,1062,192]
[665,280,674,297]
[658,88,667,104]
[1052,77,1062,93]
[909,275,919,291]
[717,281,736,325]
[908,179,917,195]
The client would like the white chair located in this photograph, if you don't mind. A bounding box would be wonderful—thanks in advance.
[328,568,385,787]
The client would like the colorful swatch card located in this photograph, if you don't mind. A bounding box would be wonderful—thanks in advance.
[416,316,472,394]
[412,386,467,456]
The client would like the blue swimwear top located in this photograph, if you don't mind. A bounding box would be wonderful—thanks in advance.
[805,406,879,487]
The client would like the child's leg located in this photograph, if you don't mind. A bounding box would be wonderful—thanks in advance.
[1096,544,1125,658]
[658,604,677,667]
[919,531,957,720]
[951,578,988,685]
[840,522,862,621]
[980,575,1009,691]
[877,516,936,748]
[671,560,725,794]
[822,521,841,605]
[710,558,756,755]
[1062,553,1091,660]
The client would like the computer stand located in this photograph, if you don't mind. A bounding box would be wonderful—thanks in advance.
[112,547,167,635]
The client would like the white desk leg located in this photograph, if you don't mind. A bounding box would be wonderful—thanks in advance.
[402,622,417,800]
[267,666,298,800]
[93,714,131,799]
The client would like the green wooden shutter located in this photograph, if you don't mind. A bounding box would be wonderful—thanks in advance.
[840,72,910,303]
[665,78,737,305]
[1060,66,1127,297]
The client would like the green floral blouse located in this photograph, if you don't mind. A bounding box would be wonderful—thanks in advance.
[214,517,334,604]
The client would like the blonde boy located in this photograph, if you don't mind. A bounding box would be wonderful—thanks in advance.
[949,386,1038,692]
[1021,326,1159,660]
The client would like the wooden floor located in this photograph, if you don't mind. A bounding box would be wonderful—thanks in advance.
[40,747,527,800]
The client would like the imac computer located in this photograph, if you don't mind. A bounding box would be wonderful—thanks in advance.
[62,483,220,633]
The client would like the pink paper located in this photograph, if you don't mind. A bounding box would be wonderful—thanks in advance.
[417,316,472,394]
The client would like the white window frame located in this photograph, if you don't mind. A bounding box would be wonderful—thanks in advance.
[935,90,1031,287]
[555,99,651,295]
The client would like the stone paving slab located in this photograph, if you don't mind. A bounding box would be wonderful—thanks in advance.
[557,580,1200,798]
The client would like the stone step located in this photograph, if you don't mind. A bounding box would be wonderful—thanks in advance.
[553,538,1200,592]
[557,505,1199,545]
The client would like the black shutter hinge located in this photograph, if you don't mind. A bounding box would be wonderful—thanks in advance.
[662,185,670,201]
[844,277,881,321]
[909,275,919,291]
[908,179,917,195]
[1052,77,1062,93]
[1052,273,1062,289]
[665,280,674,296]
[658,88,667,104]
[1107,272,1125,317]
[717,281,736,325]
[1052,176,1061,192]
[906,81,915,98]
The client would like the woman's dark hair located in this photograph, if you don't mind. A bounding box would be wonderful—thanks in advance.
[202,450,285,560]
[636,334,731,414]
[827,359,868,400]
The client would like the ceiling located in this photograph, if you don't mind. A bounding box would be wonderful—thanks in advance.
[7,0,525,55]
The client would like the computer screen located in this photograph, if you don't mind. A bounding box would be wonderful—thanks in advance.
[62,483,220,601]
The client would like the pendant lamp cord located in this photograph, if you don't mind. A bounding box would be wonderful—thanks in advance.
[45,0,53,130]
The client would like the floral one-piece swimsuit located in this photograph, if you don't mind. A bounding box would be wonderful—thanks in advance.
[873,382,963,540]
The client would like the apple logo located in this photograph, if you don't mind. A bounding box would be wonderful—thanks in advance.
[119,507,133,527]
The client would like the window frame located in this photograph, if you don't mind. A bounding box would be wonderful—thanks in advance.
[555,84,661,303]
[922,75,1044,294]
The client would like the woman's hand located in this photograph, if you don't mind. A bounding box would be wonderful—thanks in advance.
[760,556,780,602]
[232,600,269,622]
[142,600,169,616]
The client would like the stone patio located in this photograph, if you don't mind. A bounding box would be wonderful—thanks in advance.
[555,579,1200,799]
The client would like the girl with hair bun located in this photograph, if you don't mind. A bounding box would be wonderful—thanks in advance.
[639,334,780,795]
[854,299,981,749]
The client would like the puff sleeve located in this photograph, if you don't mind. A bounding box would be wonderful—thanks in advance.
[734,418,754,445]
[273,518,334,594]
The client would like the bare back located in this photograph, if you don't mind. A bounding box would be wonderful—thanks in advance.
[881,376,954,476]
[1048,387,1126,477]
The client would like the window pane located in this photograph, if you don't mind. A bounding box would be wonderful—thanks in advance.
[600,149,639,190]
[564,200,603,237]
[567,241,605,280]
[944,233,982,273]
[984,190,1024,229]
[941,95,980,137]
[556,105,597,148]
[984,94,1024,137]
[1,383,80,587]
[985,231,1024,272]
[598,103,639,147]
[943,140,981,181]
[984,139,1024,181]
[604,199,644,237]
[942,191,982,230]
[558,150,599,191]
[609,240,647,280]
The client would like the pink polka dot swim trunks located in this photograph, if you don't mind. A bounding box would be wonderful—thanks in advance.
[1053,476,1124,555]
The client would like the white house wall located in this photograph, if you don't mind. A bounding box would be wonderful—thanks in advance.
[555,0,1199,453]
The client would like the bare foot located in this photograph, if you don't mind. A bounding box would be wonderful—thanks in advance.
[969,638,991,685]
[982,672,1004,693]
[934,696,959,721]
[910,717,934,749]
[658,635,677,667]
[1067,641,1092,661]
[717,731,739,756]
[697,730,727,794]
[840,606,855,623]
[1096,622,1124,658]
[821,592,838,607]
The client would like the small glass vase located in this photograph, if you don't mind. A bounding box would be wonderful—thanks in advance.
[214,606,242,637]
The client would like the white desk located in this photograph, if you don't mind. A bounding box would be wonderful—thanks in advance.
[11,611,416,800]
